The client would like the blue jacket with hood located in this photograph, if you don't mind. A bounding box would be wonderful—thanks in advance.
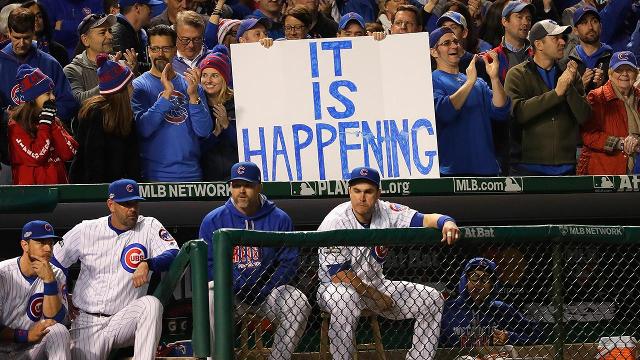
[0,42,78,124]
[199,195,299,305]
[440,258,542,347]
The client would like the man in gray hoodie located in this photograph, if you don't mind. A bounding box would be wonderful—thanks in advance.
[63,13,136,104]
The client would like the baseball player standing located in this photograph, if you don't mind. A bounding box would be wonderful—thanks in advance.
[52,179,179,360]
[317,166,461,360]
[199,161,311,359]
[0,220,70,359]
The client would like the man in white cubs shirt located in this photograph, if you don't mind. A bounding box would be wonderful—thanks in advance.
[0,220,70,360]
[317,166,461,360]
[53,179,179,359]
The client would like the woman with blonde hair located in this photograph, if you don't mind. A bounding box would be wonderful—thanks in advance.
[578,51,640,175]
[8,64,77,184]
[199,45,238,180]
[69,53,139,183]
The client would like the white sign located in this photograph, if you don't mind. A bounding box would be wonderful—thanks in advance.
[231,33,439,181]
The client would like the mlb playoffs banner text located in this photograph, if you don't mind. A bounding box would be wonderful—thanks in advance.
[231,33,439,181]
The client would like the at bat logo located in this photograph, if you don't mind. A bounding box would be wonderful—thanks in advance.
[26,293,44,321]
[371,246,388,263]
[120,243,148,273]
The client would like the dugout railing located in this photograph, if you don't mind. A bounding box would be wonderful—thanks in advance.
[211,225,640,360]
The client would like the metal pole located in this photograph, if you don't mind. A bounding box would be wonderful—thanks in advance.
[214,230,234,360]
[190,240,211,357]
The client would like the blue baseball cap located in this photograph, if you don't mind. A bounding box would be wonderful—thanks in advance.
[119,0,163,8]
[429,26,454,48]
[464,257,497,274]
[502,1,535,18]
[22,220,61,241]
[610,51,638,71]
[437,11,467,29]
[236,17,272,40]
[573,6,600,26]
[108,179,145,203]
[229,162,262,183]
[348,166,381,188]
[338,12,365,30]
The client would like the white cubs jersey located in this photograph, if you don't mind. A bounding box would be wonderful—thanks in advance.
[317,200,416,287]
[0,257,67,352]
[53,215,178,315]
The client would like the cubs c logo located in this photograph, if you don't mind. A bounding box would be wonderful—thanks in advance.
[360,168,368,176]
[158,91,188,124]
[618,52,630,61]
[371,246,388,263]
[11,84,24,105]
[44,223,53,232]
[120,243,148,273]
[237,166,245,175]
[26,293,44,321]
[389,203,404,212]
[82,7,91,15]
[126,184,134,193]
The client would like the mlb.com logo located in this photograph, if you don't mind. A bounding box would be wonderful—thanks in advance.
[120,243,148,273]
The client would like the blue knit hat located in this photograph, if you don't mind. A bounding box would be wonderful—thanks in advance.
[96,53,133,95]
[15,64,54,102]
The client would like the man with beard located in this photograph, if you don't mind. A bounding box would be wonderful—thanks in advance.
[52,179,179,359]
[562,6,611,93]
[113,0,161,74]
[20,1,68,67]
[132,24,212,181]
[64,13,137,104]
[0,8,77,125]
[0,220,70,359]
[505,20,591,176]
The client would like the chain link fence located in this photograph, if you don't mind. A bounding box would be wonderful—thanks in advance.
[208,226,640,360]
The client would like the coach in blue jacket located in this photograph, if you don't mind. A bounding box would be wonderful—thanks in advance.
[440,257,542,348]
[199,161,311,359]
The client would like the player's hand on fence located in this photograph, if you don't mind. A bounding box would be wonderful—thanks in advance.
[441,221,460,245]
[132,261,150,288]
[30,255,55,282]
[28,319,56,343]
[492,329,509,345]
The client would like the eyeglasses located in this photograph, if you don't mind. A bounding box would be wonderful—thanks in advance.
[284,25,306,32]
[437,39,461,48]
[149,45,176,53]
[177,36,204,46]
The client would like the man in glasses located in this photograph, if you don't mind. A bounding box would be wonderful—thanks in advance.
[132,24,212,182]
[390,4,421,34]
[112,0,162,73]
[430,26,511,176]
[440,257,541,348]
[173,10,210,75]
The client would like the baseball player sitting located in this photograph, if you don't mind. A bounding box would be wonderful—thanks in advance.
[0,220,70,360]
[52,179,179,360]
[317,166,461,360]
[199,161,311,359]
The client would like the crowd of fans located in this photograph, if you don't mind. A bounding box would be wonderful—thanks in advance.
[0,0,639,185]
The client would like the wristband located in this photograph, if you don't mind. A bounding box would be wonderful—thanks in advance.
[437,215,455,230]
[43,281,59,295]
[14,329,28,343]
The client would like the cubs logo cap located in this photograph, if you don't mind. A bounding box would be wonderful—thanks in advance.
[501,0,535,18]
[119,0,163,8]
[464,257,497,273]
[338,12,365,31]
[229,161,261,183]
[572,6,599,26]
[22,220,61,241]
[236,17,272,41]
[348,166,381,188]
[108,179,145,203]
[437,11,467,29]
[610,51,638,71]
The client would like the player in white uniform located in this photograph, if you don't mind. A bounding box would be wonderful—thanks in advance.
[0,220,70,360]
[52,179,180,360]
[317,166,461,360]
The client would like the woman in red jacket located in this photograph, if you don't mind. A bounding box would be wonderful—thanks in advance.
[578,51,640,175]
[8,64,77,184]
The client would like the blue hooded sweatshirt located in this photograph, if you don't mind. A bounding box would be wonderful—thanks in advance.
[0,42,78,124]
[199,195,299,306]
[440,258,542,347]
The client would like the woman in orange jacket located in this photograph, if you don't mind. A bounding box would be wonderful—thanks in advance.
[8,64,77,184]
[578,51,640,175]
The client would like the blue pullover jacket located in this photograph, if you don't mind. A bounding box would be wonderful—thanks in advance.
[199,195,299,305]
[440,258,542,347]
[0,43,77,124]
